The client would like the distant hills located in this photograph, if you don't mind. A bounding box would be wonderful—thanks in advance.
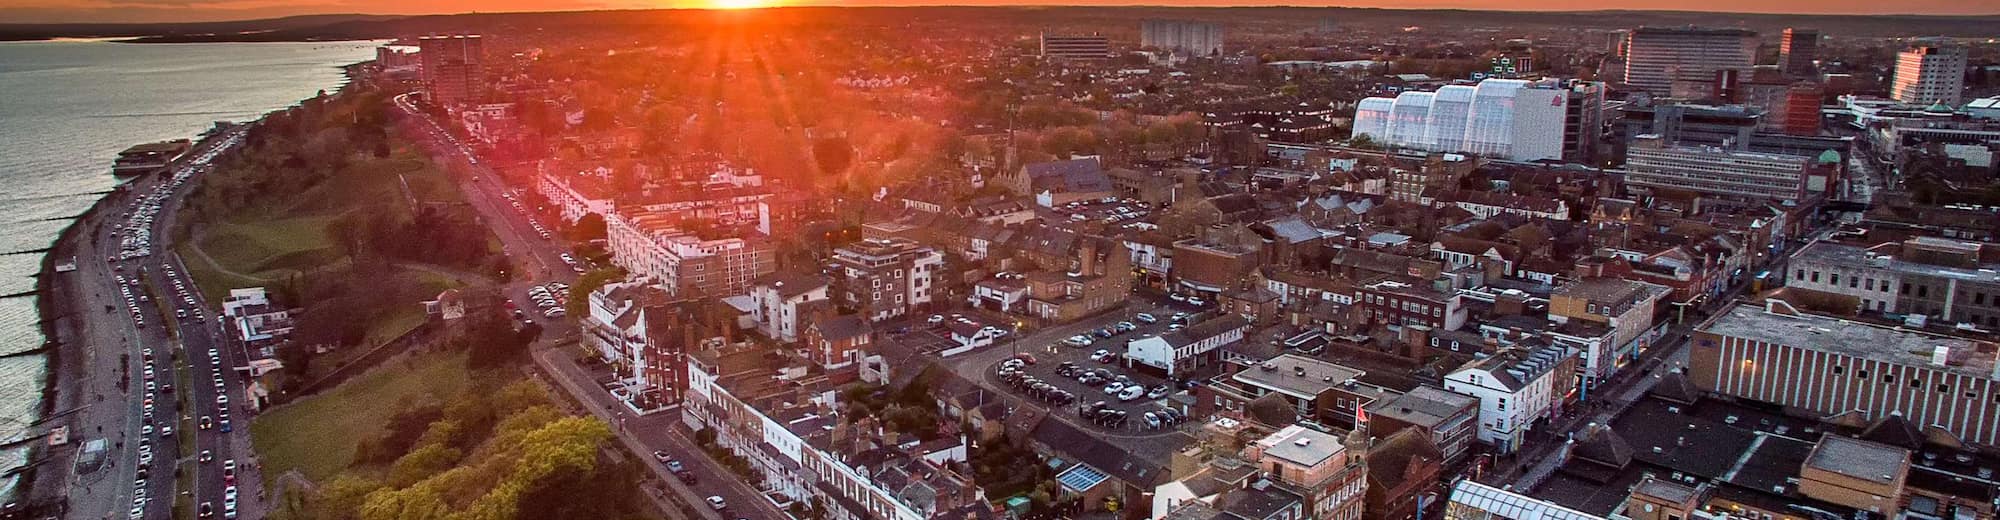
[2,7,1996,43]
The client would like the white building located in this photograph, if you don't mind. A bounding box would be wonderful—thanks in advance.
[1622,26,1757,96]
[536,167,617,224]
[582,280,664,373]
[1124,315,1248,377]
[1624,135,1819,202]
[1351,78,1573,162]
[1892,44,1968,107]
[747,272,830,344]
[605,209,775,299]
[222,288,294,356]
[1441,343,1574,454]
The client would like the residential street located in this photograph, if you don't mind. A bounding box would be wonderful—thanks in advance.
[394,93,780,520]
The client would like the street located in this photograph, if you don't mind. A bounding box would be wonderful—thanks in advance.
[393,93,780,520]
[55,127,265,520]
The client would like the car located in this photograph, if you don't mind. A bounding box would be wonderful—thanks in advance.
[1187,298,1208,307]
[220,420,231,433]
[224,486,238,501]
[653,450,672,462]
[1144,412,1163,429]
[216,393,228,405]
[199,450,213,463]
[1093,328,1113,338]
[667,460,686,473]
[678,471,698,485]
[1011,353,1036,365]
[1091,349,1112,363]
[1115,321,1136,332]
[200,416,212,430]
[199,502,214,518]
[1102,382,1126,394]
[160,426,173,437]
[705,496,728,510]
[1117,385,1146,401]
[1147,385,1171,399]
[1169,293,1187,302]
[222,460,236,482]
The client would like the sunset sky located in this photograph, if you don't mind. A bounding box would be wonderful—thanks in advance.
[1,0,1996,23]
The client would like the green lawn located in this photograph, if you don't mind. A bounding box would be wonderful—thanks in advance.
[194,217,340,275]
[251,350,471,484]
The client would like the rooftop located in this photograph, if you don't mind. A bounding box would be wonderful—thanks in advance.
[1365,386,1477,428]
[1233,354,1366,400]
[1805,436,1910,484]
[1699,302,1997,380]
[1794,240,2000,284]
[1256,424,1345,468]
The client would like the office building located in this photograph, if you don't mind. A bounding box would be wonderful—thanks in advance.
[1892,44,1968,107]
[1350,78,1584,162]
[1780,28,1819,77]
[1625,135,1827,203]
[1141,20,1223,56]
[830,238,943,323]
[1689,300,2000,446]
[1786,237,2000,326]
[1040,33,1110,61]
[417,34,485,107]
[1622,26,1757,96]
[605,209,777,298]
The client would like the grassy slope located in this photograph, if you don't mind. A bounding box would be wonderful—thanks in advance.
[250,350,471,483]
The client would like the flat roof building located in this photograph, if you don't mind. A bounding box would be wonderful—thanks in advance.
[1690,301,2000,446]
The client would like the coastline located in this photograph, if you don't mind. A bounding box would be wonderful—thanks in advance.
[15,59,371,511]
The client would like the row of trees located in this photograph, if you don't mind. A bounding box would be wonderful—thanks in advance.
[288,380,649,520]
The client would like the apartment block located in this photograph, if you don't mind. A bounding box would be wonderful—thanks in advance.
[831,238,943,323]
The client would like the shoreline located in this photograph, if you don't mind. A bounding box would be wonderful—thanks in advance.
[15,59,371,512]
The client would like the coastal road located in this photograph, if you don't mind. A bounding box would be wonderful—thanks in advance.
[57,129,242,520]
[392,93,778,520]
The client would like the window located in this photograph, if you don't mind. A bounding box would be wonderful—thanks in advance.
[1794,269,1805,281]
[1918,285,1929,298]
[1831,365,1844,375]
[1830,274,1839,286]
[1977,293,1988,305]
[1902,283,1912,295]
[1810,271,1820,283]
[1849,277,1859,289]
[1866,279,1875,290]
[1910,378,1923,389]
[1883,374,1895,383]
[1857,370,1869,379]
[1938,384,1949,393]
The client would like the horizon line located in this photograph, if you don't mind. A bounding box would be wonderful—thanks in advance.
[5,3,2000,26]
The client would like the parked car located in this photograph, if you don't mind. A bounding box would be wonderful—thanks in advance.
[1117,385,1146,401]
[705,496,728,510]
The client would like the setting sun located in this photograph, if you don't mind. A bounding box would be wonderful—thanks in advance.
[707,0,771,9]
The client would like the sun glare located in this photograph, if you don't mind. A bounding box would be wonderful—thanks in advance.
[707,0,770,9]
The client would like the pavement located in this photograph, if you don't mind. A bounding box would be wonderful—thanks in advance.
[393,94,777,520]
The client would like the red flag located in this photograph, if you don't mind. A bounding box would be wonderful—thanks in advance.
[1356,405,1369,425]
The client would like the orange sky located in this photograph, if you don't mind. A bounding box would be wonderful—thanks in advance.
[2,0,1997,23]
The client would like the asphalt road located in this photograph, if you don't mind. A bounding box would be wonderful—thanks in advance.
[62,127,264,520]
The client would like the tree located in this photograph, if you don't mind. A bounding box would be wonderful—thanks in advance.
[566,268,625,318]
[569,213,607,243]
